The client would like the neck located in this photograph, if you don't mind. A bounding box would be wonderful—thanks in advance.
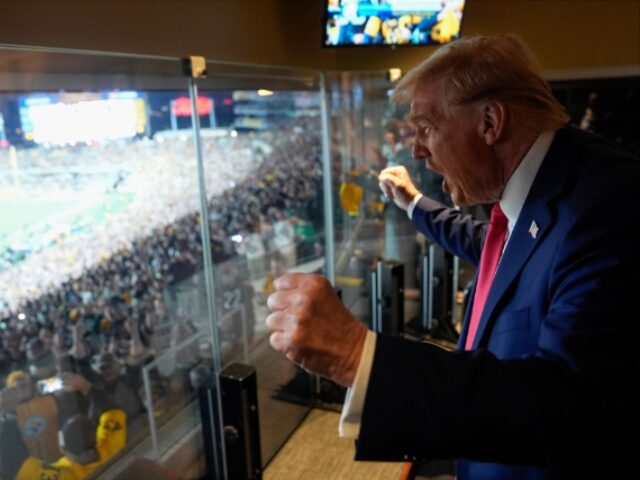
[497,128,539,193]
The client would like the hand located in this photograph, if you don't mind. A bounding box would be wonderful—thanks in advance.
[378,165,420,210]
[266,273,368,388]
[0,381,33,410]
[61,372,92,395]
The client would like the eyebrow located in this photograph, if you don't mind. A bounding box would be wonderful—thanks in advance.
[409,114,431,125]
[409,110,442,127]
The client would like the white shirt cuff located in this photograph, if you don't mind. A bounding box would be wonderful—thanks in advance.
[406,193,423,220]
[338,330,377,439]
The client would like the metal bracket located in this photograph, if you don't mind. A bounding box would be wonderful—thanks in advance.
[182,56,207,78]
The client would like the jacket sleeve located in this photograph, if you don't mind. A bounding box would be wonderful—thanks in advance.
[411,196,486,267]
[356,331,636,475]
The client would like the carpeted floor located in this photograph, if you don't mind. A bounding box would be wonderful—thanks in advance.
[264,409,405,480]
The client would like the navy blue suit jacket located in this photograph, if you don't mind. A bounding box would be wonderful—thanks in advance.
[355,127,639,478]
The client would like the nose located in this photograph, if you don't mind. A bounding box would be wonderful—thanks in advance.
[412,135,430,161]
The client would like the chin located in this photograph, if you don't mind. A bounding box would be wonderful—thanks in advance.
[452,189,490,207]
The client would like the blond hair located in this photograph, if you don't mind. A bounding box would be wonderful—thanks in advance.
[393,34,569,132]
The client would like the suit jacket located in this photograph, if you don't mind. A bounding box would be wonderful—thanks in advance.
[355,127,639,479]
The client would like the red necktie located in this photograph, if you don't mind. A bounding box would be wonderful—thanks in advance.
[465,203,508,350]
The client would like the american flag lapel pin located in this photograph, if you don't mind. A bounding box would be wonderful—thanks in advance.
[529,220,539,239]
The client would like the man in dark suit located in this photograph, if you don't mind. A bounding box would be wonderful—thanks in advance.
[266,34,638,478]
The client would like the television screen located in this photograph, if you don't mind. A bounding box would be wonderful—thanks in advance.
[324,0,466,47]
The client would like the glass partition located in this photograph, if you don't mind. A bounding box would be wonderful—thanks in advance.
[327,72,415,323]
[195,63,323,462]
[325,71,467,343]
[0,46,323,479]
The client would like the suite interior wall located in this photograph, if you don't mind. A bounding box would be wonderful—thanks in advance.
[0,1,638,74]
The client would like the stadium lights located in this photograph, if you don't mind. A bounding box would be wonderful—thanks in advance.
[257,89,274,97]
[18,312,26,321]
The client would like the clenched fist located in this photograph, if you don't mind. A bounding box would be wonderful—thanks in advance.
[378,165,421,210]
[266,273,368,387]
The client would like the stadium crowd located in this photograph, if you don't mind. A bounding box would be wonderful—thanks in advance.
[0,116,323,479]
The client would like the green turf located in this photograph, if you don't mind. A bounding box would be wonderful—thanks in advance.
[0,200,77,236]
[0,193,135,251]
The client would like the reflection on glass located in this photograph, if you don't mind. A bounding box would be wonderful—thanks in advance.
[328,73,397,322]
[327,72,473,344]
[327,72,457,330]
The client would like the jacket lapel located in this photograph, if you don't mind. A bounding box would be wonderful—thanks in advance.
[468,127,580,350]
[470,200,552,349]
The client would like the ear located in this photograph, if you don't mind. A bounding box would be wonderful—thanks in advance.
[481,100,506,146]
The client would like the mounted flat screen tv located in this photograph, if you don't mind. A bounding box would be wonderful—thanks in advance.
[324,0,466,47]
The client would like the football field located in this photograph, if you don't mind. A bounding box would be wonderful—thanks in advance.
[0,193,134,252]
[0,200,77,237]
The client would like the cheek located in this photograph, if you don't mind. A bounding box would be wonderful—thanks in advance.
[439,151,464,182]
[441,156,475,199]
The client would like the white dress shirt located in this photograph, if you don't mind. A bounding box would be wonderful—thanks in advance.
[339,131,555,438]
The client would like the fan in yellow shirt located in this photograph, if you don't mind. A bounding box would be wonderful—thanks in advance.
[14,408,126,480]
